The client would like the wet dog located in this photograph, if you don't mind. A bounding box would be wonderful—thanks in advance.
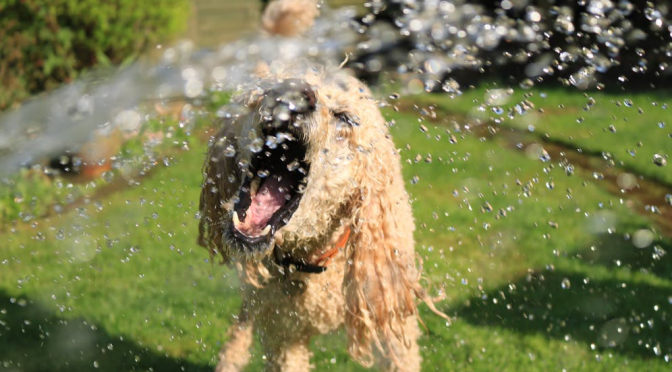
[198,65,445,371]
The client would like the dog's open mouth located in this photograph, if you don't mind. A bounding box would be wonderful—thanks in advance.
[230,137,309,246]
[225,79,315,252]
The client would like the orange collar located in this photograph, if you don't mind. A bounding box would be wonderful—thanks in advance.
[274,227,351,274]
[313,226,351,267]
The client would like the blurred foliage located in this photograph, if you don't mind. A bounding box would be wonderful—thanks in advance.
[0,0,190,111]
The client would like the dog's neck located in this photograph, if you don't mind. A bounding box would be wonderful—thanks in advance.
[272,226,350,274]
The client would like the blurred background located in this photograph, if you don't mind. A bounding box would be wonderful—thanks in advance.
[1,0,672,371]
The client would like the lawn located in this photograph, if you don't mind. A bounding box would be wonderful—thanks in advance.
[404,83,672,187]
[1,86,671,371]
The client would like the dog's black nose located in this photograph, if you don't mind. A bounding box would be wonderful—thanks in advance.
[273,79,316,112]
[260,79,317,129]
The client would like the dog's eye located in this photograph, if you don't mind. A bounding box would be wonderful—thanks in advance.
[334,112,360,127]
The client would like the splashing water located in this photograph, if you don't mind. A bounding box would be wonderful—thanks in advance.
[0,6,357,175]
[3,0,672,175]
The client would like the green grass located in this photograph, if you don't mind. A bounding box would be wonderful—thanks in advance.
[1,89,672,371]
[404,84,672,186]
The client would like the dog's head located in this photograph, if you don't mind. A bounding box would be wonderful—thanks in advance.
[200,69,390,259]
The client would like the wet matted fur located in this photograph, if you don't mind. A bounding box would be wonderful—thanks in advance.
[198,65,445,372]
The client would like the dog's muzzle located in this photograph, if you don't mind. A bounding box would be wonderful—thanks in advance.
[259,79,316,134]
[227,79,316,254]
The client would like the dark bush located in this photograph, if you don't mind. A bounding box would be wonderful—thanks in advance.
[0,0,190,111]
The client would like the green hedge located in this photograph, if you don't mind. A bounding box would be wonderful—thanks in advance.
[0,0,190,111]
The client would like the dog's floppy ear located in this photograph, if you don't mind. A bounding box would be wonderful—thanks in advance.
[198,122,242,264]
[343,141,442,367]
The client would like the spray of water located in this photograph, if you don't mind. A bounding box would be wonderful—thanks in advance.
[0,5,356,175]
[2,0,671,174]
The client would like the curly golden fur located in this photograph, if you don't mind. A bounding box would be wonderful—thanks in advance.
[198,64,445,372]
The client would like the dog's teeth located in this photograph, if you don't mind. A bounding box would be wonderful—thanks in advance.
[233,211,241,226]
[250,178,260,197]
[261,225,271,236]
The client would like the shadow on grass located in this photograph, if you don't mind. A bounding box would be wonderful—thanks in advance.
[0,290,210,372]
[581,233,672,282]
[453,233,672,360]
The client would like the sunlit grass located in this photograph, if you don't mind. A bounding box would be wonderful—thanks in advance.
[0,90,671,371]
[387,108,672,371]
[407,84,672,186]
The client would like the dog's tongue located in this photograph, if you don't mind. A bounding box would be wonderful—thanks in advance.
[239,176,290,236]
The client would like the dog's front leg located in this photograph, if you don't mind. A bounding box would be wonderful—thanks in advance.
[263,336,313,372]
[215,304,254,372]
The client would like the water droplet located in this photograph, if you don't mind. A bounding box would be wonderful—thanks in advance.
[224,145,236,157]
[184,79,204,98]
[633,229,654,248]
[519,78,534,89]
[616,173,636,190]
[249,138,263,153]
[653,154,667,166]
[598,318,629,348]
[265,136,279,149]
[287,160,300,172]
[565,164,575,176]
[102,171,114,183]
[442,79,460,93]
[257,169,270,178]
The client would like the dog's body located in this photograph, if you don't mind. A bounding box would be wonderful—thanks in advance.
[198,67,442,371]
[214,249,421,372]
